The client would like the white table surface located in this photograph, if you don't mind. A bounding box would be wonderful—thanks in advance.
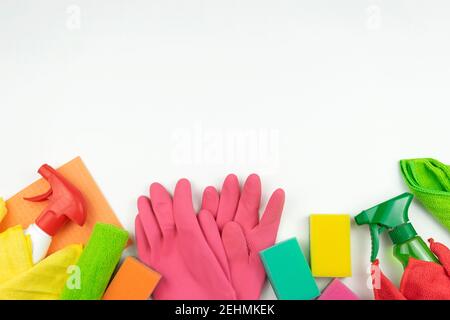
[1,1,449,300]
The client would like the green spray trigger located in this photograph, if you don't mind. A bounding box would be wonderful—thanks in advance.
[368,224,385,262]
[355,193,413,262]
[355,193,438,267]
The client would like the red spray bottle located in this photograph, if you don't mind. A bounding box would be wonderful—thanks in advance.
[24,164,87,263]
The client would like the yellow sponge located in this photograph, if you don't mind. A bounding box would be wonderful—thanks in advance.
[310,214,352,277]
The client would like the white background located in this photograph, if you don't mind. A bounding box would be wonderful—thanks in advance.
[1,1,449,300]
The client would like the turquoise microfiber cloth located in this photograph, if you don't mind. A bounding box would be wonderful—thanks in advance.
[400,158,450,232]
[60,223,129,300]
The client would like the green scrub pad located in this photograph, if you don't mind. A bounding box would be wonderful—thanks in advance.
[260,238,319,300]
[60,223,129,300]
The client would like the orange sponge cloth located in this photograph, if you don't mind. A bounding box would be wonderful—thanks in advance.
[103,257,161,300]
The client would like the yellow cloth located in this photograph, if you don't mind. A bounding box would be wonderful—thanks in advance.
[0,244,83,300]
[0,198,6,223]
[0,226,33,284]
[0,224,83,300]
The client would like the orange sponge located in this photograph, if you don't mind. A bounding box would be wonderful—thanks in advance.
[103,257,161,300]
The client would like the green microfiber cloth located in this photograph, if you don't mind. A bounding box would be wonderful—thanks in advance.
[60,223,129,300]
[400,158,450,231]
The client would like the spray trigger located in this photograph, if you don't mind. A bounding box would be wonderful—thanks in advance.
[24,188,53,202]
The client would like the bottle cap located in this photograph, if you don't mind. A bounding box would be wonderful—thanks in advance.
[389,223,417,244]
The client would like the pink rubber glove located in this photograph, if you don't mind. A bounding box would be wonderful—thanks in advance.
[201,174,285,300]
[135,179,236,300]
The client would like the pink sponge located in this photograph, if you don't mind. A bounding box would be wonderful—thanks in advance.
[318,279,359,300]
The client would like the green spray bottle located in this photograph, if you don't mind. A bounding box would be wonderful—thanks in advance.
[355,193,439,268]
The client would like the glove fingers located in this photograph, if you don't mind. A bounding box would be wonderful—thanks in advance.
[234,174,261,231]
[256,188,285,247]
[198,209,231,279]
[173,191,236,299]
[260,188,285,227]
[135,215,152,265]
[202,186,220,219]
[222,222,249,264]
[173,179,201,232]
[137,196,162,246]
[216,174,240,231]
[150,183,176,236]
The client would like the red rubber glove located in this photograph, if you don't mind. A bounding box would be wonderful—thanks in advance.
[200,174,285,300]
[135,179,236,300]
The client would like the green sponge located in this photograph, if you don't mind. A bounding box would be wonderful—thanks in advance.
[260,238,319,300]
[61,223,128,300]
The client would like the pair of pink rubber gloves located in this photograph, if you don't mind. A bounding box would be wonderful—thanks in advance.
[135,174,285,300]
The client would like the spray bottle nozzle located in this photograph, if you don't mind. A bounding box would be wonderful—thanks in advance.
[24,164,86,236]
[355,193,414,262]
